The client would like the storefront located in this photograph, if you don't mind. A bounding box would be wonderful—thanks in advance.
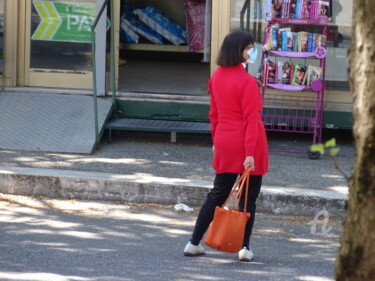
[230,0,353,129]
[0,0,353,129]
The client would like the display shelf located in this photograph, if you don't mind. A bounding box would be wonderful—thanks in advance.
[270,50,317,58]
[267,80,323,92]
[271,16,328,26]
[267,84,310,91]
[260,9,329,159]
[269,47,327,59]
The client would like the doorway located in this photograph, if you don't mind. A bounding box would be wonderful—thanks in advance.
[117,0,211,96]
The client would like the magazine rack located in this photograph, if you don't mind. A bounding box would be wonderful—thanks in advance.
[259,6,328,159]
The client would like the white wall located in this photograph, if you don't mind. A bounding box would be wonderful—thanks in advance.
[332,0,352,27]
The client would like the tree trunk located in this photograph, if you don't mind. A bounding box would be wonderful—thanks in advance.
[335,1,375,280]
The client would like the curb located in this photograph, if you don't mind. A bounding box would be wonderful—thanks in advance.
[0,166,347,218]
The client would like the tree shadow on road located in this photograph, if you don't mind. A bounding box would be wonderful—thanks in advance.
[0,195,342,281]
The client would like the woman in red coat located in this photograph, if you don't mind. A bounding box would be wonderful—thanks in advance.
[184,31,268,262]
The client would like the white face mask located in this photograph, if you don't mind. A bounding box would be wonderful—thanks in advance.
[247,47,258,64]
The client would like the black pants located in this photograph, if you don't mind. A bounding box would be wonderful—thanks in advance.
[190,173,262,249]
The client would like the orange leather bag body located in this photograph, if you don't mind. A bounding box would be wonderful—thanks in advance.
[204,169,251,253]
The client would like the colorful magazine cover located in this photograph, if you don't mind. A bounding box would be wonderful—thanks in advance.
[273,0,283,18]
[263,23,280,51]
[286,32,294,51]
[314,33,326,49]
[307,33,312,52]
[276,28,291,50]
[289,64,295,83]
[302,66,309,85]
[307,65,323,86]
[267,61,277,84]
[295,0,303,19]
[302,0,309,19]
[281,0,291,18]
[293,32,299,51]
[256,58,266,85]
[298,31,309,52]
[292,64,307,85]
[282,31,288,51]
[264,62,270,85]
[290,0,297,18]
[272,27,281,50]
[277,61,284,84]
[282,61,293,84]
[319,1,330,18]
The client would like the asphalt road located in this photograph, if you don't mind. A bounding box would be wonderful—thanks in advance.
[0,194,343,281]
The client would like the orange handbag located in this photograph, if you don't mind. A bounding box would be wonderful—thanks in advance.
[204,168,251,253]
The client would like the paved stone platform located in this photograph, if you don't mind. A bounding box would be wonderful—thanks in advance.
[0,92,112,154]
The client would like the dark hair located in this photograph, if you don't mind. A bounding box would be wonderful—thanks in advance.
[217,31,255,67]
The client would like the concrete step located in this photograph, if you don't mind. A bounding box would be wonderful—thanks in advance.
[0,166,347,218]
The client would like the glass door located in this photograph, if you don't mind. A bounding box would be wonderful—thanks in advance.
[21,0,120,90]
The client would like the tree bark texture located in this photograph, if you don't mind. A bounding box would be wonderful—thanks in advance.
[335,0,375,280]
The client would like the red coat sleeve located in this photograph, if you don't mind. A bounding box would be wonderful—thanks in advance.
[208,79,218,143]
[241,78,261,157]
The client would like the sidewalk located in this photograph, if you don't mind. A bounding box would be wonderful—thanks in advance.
[0,130,353,218]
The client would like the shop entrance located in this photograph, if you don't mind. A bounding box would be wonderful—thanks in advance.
[13,0,232,97]
[117,0,211,96]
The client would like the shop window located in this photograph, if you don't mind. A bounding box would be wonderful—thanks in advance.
[230,0,352,91]
[30,0,97,71]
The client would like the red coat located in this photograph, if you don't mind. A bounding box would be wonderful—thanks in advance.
[209,64,268,175]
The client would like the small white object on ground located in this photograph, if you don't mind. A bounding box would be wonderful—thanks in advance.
[174,203,193,212]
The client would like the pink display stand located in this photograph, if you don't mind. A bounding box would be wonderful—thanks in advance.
[260,14,328,159]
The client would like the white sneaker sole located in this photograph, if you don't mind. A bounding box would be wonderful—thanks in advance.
[239,256,253,262]
[184,251,205,257]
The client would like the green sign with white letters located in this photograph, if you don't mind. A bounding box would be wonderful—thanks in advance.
[32,1,109,43]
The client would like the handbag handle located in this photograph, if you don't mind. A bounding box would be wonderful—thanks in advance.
[222,168,251,212]
[235,169,250,212]
[236,170,250,212]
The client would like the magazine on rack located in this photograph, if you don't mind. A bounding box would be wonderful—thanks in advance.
[267,61,277,84]
[291,64,307,85]
[304,65,323,86]
[276,61,294,84]
[266,0,331,20]
[276,27,291,50]
[319,1,330,18]
[256,59,264,85]
[298,31,309,52]
[314,33,327,49]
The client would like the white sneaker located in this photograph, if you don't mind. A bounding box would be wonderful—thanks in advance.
[239,247,254,262]
[183,242,205,256]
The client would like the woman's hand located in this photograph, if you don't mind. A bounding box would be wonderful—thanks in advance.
[243,156,255,171]
[212,145,215,154]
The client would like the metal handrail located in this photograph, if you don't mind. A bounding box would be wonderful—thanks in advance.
[240,0,263,40]
[240,0,250,32]
[91,0,116,150]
